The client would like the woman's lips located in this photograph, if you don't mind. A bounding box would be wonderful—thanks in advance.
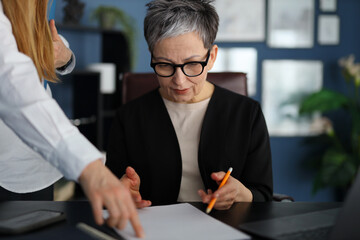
[173,88,189,94]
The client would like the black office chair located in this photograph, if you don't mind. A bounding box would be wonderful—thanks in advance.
[121,72,248,104]
[273,193,295,202]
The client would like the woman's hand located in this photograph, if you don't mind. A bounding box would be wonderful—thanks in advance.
[79,160,144,237]
[49,20,72,69]
[198,171,253,210]
[120,166,152,209]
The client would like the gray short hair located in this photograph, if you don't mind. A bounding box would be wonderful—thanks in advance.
[144,0,219,53]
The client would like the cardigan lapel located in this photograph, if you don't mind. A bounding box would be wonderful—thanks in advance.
[141,90,183,204]
[198,86,232,191]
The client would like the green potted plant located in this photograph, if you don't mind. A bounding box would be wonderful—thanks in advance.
[91,5,137,69]
[299,55,360,198]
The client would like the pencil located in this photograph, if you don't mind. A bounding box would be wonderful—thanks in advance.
[206,167,233,214]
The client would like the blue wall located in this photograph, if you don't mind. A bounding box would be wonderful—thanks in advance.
[53,0,360,201]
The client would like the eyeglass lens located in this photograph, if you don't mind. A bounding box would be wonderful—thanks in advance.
[154,62,204,77]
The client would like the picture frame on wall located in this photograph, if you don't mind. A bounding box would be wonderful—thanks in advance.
[267,0,315,48]
[318,15,340,45]
[320,0,337,12]
[262,60,323,136]
[214,0,265,42]
[210,47,258,96]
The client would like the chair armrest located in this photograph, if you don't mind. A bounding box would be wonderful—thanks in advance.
[273,193,295,202]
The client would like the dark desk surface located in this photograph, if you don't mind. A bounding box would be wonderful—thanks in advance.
[0,201,341,240]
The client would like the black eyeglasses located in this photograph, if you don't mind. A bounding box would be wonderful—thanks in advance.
[150,50,211,77]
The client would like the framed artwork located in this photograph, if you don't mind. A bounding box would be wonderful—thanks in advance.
[318,15,340,45]
[210,47,257,96]
[267,0,315,48]
[262,60,323,136]
[320,0,337,12]
[214,0,265,42]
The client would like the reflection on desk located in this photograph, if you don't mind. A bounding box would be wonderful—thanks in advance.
[0,201,341,240]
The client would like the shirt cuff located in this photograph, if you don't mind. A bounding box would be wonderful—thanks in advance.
[49,132,103,181]
[56,52,76,75]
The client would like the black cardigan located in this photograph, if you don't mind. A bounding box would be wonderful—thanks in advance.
[106,86,273,205]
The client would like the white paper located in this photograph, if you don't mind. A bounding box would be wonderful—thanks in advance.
[103,203,249,240]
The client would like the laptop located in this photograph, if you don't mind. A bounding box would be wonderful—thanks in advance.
[238,171,360,240]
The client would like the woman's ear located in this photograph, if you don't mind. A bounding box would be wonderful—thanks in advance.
[207,44,218,71]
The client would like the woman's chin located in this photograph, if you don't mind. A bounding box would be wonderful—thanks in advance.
[169,92,193,103]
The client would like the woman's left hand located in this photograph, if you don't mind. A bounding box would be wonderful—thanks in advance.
[198,171,253,210]
[120,166,152,209]
[49,19,72,69]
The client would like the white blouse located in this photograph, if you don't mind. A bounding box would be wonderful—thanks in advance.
[0,86,64,193]
[0,1,102,193]
[163,97,210,202]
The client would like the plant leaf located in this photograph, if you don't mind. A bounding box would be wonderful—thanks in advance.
[299,89,350,114]
[312,172,325,194]
[319,149,357,188]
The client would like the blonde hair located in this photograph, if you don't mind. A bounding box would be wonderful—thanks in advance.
[3,0,58,82]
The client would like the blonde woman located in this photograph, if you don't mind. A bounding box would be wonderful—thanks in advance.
[0,2,75,200]
[0,0,144,236]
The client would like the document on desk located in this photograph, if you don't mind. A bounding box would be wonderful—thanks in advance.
[103,203,249,240]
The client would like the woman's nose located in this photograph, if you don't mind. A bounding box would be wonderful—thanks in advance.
[172,67,187,85]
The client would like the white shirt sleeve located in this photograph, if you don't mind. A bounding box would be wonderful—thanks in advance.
[0,3,103,181]
[55,34,76,75]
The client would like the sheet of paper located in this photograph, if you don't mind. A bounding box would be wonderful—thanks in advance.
[103,203,249,240]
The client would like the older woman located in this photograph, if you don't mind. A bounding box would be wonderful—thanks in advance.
[107,0,273,210]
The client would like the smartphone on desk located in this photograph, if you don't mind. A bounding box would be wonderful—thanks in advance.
[0,210,66,235]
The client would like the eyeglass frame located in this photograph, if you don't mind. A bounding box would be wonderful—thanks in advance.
[150,49,211,77]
